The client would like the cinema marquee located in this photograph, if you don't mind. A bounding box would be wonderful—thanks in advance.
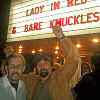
[7,0,100,42]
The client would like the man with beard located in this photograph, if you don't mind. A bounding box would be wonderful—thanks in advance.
[31,54,53,100]
[0,53,26,100]
[24,26,81,100]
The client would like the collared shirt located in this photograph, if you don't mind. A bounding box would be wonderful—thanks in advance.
[3,75,23,99]
[0,74,26,100]
[31,78,52,100]
[10,81,18,92]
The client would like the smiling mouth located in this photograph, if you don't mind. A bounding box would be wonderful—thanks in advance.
[40,71,49,78]
[11,72,20,78]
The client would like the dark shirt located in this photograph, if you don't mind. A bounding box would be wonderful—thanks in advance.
[31,78,52,100]
[74,70,100,100]
[10,81,18,92]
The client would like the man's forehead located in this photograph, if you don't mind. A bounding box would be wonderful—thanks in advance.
[9,57,22,62]
[8,61,23,66]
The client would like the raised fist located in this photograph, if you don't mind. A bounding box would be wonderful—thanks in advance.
[52,26,64,39]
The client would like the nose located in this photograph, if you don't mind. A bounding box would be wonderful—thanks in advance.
[13,67,18,71]
[40,64,43,69]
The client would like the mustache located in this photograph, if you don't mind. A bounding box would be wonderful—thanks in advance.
[11,72,20,77]
[40,69,48,72]
[40,69,49,78]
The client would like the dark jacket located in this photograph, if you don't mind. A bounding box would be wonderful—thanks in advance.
[74,68,100,100]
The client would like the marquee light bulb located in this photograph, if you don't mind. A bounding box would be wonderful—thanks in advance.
[92,39,99,43]
[19,49,22,51]
[76,44,81,48]
[19,45,23,48]
[55,50,58,54]
[56,46,59,50]
[39,49,42,52]
[19,51,22,53]
[32,50,35,53]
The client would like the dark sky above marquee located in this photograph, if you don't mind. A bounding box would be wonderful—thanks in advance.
[0,0,11,57]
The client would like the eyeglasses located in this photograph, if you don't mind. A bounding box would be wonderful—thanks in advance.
[8,64,24,69]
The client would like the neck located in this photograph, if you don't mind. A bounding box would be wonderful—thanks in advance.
[9,80,18,84]
[40,77,48,83]
[8,77,18,84]
[40,74,50,83]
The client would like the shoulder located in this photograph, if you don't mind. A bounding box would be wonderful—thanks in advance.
[0,77,4,86]
[82,72,93,80]
[19,80,26,89]
[27,73,39,80]
[20,79,25,85]
[0,77,5,92]
[20,73,39,85]
[75,72,94,88]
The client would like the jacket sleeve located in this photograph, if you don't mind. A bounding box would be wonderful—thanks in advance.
[60,37,81,83]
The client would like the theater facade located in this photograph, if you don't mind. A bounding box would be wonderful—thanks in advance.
[7,0,100,73]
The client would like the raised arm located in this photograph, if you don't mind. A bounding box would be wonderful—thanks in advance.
[52,26,81,82]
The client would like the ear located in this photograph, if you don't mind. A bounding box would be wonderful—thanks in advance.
[5,66,8,74]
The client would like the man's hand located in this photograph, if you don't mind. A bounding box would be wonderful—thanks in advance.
[52,26,65,40]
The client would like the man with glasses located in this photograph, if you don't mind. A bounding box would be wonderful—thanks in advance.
[0,53,26,100]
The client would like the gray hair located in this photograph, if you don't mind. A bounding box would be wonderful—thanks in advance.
[6,53,25,66]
